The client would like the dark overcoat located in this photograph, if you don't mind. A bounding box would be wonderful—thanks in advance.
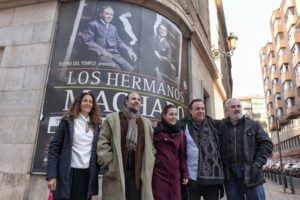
[46,117,100,199]
[152,130,189,200]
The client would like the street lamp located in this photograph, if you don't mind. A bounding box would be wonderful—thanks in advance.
[211,32,238,60]
[275,116,286,193]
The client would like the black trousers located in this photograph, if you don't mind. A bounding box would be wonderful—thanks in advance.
[69,168,91,200]
[125,169,141,200]
[188,179,220,200]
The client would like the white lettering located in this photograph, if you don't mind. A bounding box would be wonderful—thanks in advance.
[107,72,119,86]
[120,74,130,88]
[67,71,76,85]
[150,99,162,117]
[96,91,112,112]
[78,71,89,84]
[91,71,101,85]
[132,76,141,90]
[112,92,127,111]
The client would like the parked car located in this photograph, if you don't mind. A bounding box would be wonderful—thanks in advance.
[272,162,283,174]
[263,163,273,173]
[284,163,294,175]
[263,159,275,173]
[289,163,300,177]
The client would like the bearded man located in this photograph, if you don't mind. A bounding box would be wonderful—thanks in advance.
[217,98,273,200]
[97,92,155,200]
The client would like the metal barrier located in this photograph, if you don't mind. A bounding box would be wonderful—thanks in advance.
[264,172,297,194]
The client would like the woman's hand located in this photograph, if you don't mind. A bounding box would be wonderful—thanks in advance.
[47,178,57,191]
[182,178,189,185]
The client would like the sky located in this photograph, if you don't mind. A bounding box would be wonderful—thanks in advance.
[222,0,282,97]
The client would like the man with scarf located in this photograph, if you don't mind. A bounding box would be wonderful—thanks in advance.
[180,99,224,200]
[97,92,155,200]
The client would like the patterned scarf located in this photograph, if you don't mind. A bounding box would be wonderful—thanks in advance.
[186,115,224,184]
[123,108,140,151]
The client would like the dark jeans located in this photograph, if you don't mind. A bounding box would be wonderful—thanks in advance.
[125,169,141,200]
[188,179,220,200]
[225,173,265,200]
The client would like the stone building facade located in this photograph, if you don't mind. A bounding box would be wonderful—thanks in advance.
[0,0,232,199]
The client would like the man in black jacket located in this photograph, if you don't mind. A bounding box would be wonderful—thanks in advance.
[181,99,224,200]
[218,98,273,200]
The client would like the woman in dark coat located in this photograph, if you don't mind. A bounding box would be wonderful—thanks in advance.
[152,104,189,200]
[46,92,101,200]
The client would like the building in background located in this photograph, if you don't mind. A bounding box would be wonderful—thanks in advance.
[0,0,233,199]
[238,96,269,135]
[260,0,300,162]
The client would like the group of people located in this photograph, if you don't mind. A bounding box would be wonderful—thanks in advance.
[46,92,273,200]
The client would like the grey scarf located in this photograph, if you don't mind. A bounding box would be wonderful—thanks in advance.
[123,108,140,151]
[186,115,224,185]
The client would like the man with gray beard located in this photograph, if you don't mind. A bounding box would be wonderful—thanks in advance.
[217,98,273,200]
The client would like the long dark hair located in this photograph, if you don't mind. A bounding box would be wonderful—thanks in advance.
[65,92,101,129]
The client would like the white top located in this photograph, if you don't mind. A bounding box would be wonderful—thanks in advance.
[71,113,93,169]
[185,124,199,181]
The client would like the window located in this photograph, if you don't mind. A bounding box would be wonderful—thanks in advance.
[297,87,300,98]
[264,77,269,85]
[295,63,300,75]
[288,25,300,39]
[276,108,283,116]
[291,43,300,56]
[275,32,284,45]
[266,89,271,96]
[293,138,296,148]
[274,17,282,27]
[285,7,295,22]
[0,47,3,66]
[274,92,282,101]
[280,63,289,73]
[270,64,276,72]
[263,65,268,74]
[268,51,274,61]
[269,116,275,124]
[261,53,266,60]
[277,48,287,58]
[268,102,273,109]
[282,80,293,90]
[272,78,279,87]
[285,97,295,108]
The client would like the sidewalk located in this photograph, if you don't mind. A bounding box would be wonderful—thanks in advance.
[264,179,300,200]
[93,177,300,200]
[221,179,300,200]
